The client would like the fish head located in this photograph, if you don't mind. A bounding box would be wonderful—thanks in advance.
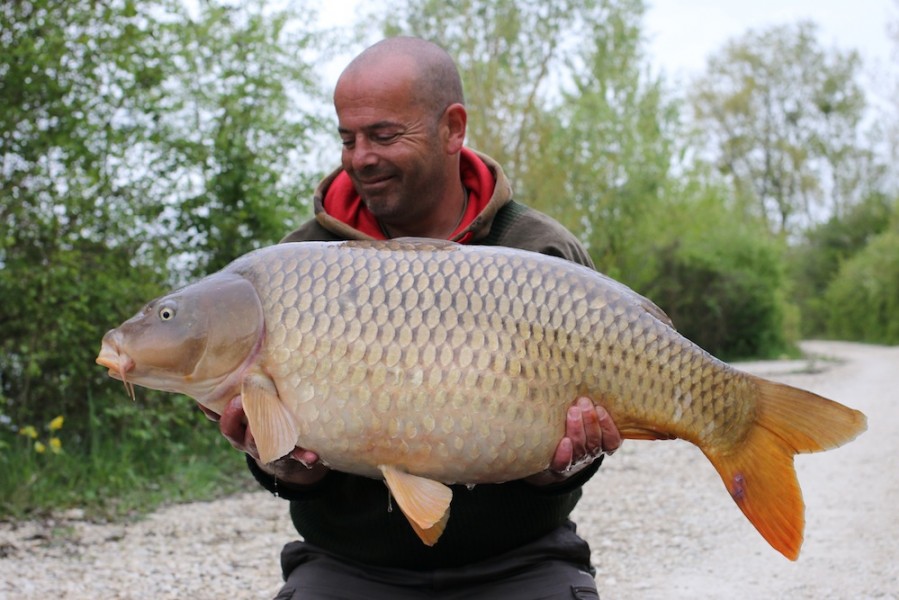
[96,273,264,412]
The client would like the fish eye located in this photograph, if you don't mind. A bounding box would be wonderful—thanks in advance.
[159,306,176,321]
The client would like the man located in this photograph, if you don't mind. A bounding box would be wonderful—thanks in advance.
[219,37,621,599]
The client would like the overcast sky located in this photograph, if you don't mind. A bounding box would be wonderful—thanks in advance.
[644,0,896,78]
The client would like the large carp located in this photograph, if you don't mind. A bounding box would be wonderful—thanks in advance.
[96,239,865,559]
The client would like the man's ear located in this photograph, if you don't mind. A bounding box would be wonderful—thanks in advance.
[442,103,467,154]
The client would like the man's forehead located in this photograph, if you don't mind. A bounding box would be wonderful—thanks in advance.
[335,51,421,99]
[334,73,422,127]
[336,118,404,134]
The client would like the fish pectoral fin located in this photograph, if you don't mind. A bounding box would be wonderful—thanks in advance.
[379,465,452,546]
[241,373,297,464]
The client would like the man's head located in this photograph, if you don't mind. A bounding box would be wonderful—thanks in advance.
[334,37,468,238]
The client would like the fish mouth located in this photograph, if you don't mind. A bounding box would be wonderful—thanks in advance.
[96,336,136,399]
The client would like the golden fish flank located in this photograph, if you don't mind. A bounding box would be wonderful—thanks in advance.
[96,238,866,558]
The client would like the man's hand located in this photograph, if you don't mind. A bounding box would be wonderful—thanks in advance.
[525,396,621,487]
[217,395,329,487]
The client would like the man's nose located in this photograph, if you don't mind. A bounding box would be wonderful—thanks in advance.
[347,137,379,172]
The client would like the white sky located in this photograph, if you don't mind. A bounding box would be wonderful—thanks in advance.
[644,0,896,80]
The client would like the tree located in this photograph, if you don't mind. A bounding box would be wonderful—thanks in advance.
[0,0,326,448]
[378,1,799,358]
[1,0,181,439]
[382,0,679,282]
[158,0,327,276]
[690,22,869,235]
[532,5,679,282]
[383,0,603,185]
[639,175,795,360]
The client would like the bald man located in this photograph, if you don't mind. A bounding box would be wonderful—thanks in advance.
[219,37,620,599]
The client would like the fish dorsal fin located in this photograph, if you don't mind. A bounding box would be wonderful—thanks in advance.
[379,465,452,546]
[343,238,460,252]
[241,373,297,464]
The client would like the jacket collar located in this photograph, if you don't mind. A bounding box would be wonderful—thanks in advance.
[312,149,513,243]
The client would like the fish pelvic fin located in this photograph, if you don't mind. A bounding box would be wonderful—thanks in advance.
[241,373,297,464]
[706,377,867,561]
[379,465,452,546]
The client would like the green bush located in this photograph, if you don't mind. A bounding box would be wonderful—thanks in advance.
[639,217,793,361]
[824,229,899,344]
[788,193,894,337]
[624,176,795,361]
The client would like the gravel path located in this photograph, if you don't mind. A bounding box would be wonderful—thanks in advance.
[1,341,895,599]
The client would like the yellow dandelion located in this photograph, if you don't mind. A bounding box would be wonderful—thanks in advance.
[34,441,46,454]
[48,416,64,431]
[49,437,62,453]
[19,425,38,439]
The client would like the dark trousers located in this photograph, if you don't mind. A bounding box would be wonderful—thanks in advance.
[274,524,599,600]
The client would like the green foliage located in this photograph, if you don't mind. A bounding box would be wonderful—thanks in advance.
[647,239,792,361]
[788,192,894,336]
[157,0,326,276]
[823,221,899,344]
[639,178,794,360]
[386,0,791,359]
[0,0,326,517]
[1,0,179,442]
[536,6,680,281]
[384,0,608,185]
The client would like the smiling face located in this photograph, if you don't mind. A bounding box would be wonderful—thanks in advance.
[333,51,467,238]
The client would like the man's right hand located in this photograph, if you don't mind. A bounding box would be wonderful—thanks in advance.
[218,395,329,487]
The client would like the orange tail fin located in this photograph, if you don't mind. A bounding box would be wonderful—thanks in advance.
[704,377,866,560]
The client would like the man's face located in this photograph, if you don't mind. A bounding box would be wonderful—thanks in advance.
[334,61,449,227]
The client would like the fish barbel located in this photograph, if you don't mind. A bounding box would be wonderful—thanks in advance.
[96,239,866,558]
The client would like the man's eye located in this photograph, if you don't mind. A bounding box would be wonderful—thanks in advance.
[374,133,399,143]
[341,138,354,148]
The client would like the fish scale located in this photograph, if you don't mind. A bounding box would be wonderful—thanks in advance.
[97,238,866,557]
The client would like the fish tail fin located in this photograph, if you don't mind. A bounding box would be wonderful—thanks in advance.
[705,377,866,560]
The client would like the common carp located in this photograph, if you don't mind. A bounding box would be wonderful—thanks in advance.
[96,239,866,558]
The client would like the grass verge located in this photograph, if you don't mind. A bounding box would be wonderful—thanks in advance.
[0,414,255,522]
